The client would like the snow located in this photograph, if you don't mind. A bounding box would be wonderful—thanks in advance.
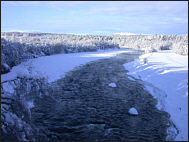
[1,48,188,141]
[128,108,138,115]
[1,49,131,83]
[127,76,135,81]
[108,83,117,88]
[16,67,30,78]
[26,100,35,109]
[123,50,188,141]
[3,112,16,126]
[1,82,15,94]
[2,63,10,70]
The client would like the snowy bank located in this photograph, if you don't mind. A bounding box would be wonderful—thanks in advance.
[1,49,131,83]
[123,50,188,141]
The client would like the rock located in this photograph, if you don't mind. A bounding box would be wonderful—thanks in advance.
[108,83,116,87]
[128,108,138,115]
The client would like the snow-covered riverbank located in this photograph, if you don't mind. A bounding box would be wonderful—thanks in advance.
[1,49,131,83]
[123,50,188,141]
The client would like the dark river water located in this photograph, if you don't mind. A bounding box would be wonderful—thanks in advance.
[31,52,170,141]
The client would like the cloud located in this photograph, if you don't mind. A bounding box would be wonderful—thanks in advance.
[171,17,188,24]
[1,1,188,35]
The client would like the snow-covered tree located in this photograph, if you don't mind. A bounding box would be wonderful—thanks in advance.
[1,32,188,74]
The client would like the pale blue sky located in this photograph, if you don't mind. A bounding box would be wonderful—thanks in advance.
[1,1,188,35]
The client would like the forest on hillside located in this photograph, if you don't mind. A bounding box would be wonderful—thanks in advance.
[1,32,188,74]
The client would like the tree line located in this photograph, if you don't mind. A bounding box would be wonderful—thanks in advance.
[1,32,188,74]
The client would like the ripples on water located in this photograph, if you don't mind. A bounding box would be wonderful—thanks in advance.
[31,76,170,141]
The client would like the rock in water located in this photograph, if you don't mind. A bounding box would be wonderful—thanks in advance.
[108,83,116,87]
[128,108,138,115]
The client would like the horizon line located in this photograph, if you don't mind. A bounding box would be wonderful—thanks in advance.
[1,30,188,36]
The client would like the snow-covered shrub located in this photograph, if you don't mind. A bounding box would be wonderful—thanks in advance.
[1,63,11,74]
[154,44,161,51]
[1,76,54,141]
[152,41,172,51]
[172,42,188,56]
[16,68,30,78]
[1,39,34,74]
[53,43,64,54]
[145,46,154,53]
[159,41,172,50]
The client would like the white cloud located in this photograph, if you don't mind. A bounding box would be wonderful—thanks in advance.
[172,17,188,23]
[1,1,188,35]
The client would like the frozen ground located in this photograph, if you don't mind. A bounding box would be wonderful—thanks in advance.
[123,50,188,141]
[1,49,131,83]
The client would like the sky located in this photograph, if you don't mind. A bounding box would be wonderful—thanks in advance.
[1,1,188,35]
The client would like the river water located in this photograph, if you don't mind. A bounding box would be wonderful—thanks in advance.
[30,52,171,141]
[1,51,177,141]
